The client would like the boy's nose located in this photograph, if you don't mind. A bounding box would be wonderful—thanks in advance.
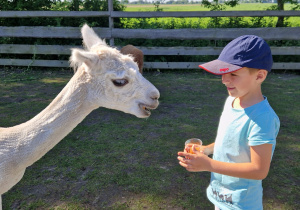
[222,75,230,84]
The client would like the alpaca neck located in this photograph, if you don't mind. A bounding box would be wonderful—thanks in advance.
[12,70,98,168]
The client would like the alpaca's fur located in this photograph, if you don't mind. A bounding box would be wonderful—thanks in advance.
[0,24,159,209]
[120,45,144,74]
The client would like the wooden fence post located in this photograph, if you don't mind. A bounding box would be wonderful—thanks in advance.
[108,0,114,46]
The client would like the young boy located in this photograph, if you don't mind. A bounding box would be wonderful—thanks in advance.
[177,35,280,210]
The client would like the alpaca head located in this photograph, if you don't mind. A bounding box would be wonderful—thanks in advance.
[70,24,160,118]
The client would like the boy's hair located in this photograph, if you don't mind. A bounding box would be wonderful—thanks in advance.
[247,67,269,75]
[246,68,269,85]
[199,35,273,75]
[248,67,260,74]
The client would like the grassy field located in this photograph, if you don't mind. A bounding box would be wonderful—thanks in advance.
[122,3,300,28]
[1,68,299,209]
[124,3,298,11]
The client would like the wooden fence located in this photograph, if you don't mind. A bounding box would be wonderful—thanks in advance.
[0,1,300,70]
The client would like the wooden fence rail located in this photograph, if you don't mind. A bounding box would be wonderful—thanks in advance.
[1,10,299,18]
[0,1,300,70]
[1,27,299,40]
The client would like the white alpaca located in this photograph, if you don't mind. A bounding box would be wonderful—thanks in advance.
[0,24,160,209]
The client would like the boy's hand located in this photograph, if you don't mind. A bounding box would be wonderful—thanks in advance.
[200,144,214,156]
[184,143,201,155]
[179,144,273,179]
[178,145,211,172]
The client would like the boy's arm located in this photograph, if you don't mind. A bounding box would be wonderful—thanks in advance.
[201,143,215,156]
[178,143,272,180]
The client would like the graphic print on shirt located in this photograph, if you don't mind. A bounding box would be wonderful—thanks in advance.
[211,187,233,206]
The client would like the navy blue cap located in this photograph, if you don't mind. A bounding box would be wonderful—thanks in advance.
[199,35,273,75]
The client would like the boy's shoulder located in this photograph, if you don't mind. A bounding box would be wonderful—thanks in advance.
[247,97,280,124]
[224,96,279,121]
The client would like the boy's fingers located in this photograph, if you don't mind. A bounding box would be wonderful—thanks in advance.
[192,145,197,153]
[178,151,191,157]
[178,156,188,162]
[192,145,203,154]
[179,160,188,168]
[178,156,191,168]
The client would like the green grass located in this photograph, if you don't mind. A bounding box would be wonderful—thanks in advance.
[1,69,299,209]
[124,3,298,11]
[122,3,300,28]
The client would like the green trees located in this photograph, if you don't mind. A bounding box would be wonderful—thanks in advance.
[0,0,55,26]
[0,0,126,27]
[275,0,299,27]
[0,0,125,46]
[0,0,54,11]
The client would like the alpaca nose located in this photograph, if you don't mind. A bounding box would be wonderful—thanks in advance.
[150,90,160,101]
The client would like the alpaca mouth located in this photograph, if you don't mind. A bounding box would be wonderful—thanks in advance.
[139,103,155,116]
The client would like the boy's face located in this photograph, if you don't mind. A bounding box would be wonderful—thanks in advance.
[221,67,265,100]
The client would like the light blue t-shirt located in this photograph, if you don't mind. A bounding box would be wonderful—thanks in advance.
[207,96,280,210]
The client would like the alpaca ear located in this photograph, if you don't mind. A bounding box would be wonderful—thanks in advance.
[70,49,99,73]
[81,24,107,50]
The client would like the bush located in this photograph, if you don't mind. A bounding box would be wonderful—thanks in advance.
[0,0,125,45]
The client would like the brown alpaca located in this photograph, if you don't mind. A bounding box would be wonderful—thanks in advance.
[120,45,144,74]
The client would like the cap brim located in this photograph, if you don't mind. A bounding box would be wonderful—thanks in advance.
[199,60,242,75]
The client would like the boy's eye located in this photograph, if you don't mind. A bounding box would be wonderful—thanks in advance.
[231,73,237,76]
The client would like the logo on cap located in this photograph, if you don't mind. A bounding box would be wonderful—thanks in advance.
[220,68,229,72]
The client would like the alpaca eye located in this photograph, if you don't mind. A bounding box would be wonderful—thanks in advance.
[112,79,128,87]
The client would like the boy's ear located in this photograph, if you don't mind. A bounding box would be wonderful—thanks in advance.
[256,69,268,83]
